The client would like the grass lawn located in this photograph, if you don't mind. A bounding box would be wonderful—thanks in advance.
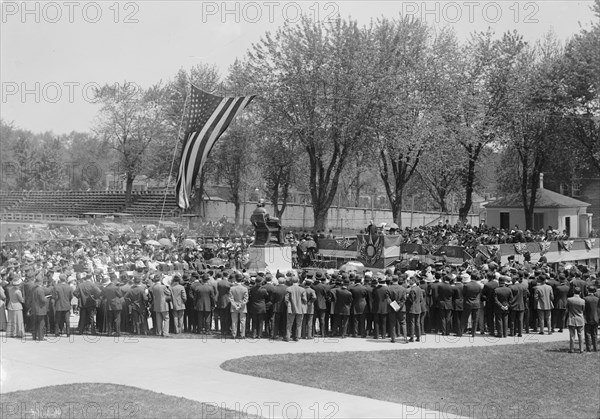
[221,341,600,419]
[0,383,261,418]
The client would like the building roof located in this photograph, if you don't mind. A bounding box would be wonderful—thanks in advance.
[484,188,591,209]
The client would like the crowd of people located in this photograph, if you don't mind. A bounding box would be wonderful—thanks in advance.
[1,224,598,353]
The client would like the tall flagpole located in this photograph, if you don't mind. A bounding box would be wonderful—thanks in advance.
[160,85,190,222]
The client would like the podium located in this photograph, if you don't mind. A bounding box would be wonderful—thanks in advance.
[247,245,293,273]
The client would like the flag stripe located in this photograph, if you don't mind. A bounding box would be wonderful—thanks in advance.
[175,86,255,210]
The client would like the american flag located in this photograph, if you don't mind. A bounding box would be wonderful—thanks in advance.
[175,85,255,209]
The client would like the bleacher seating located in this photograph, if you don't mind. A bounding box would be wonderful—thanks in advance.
[0,190,180,219]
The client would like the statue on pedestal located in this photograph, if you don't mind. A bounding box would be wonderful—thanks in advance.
[250,200,284,246]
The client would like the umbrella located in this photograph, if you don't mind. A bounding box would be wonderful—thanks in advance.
[339,261,365,273]
[388,223,399,230]
[298,240,317,252]
[145,239,160,247]
[378,222,387,228]
[207,257,224,267]
[182,239,196,249]
[159,238,173,248]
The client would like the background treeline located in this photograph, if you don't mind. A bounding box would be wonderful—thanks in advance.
[1,3,598,230]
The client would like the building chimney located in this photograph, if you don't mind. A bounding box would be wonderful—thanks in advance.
[539,173,544,189]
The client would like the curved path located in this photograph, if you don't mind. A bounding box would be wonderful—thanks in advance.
[1,331,568,418]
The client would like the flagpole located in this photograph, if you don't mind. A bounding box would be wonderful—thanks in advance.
[160,85,191,222]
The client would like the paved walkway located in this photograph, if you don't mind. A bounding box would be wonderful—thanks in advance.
[1,330,569,418]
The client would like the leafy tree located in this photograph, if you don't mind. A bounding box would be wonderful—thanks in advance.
[93,81,169,204]
[248,17,379,230]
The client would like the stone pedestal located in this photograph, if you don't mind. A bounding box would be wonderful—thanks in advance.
[248,245,293,273]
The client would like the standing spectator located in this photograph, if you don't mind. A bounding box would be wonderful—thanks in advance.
[191,273,215,334]
[6,275,25,338]
[493,276,512,338]
[284,274,307,341]
[566,287,585,353]
[332,278,352,339]
[509,276,527,337]
[554,275,570,333]
[229,273,249,339]
[31,278,51,341]
[483,272,499,336]
[102,275,123,337]
[583,285,598,352]
[270,277,288,339]
[216,274,232,336]
[302,278,316,339]
[52,274,73,337]
[437,275,453,336]
[124,275,148,335]
[312,272,329,337]
[452,276,464,337]
[407,278,423,342]
[372,277,390,340]
[248,277,268,339]
[349,275,369,338]
[151,275,172,337]
[74,273,101,335]
[170,276,187,334]
[461,273,482,337]
[534,276,554,335]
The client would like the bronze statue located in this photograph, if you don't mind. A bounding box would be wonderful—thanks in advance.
[250,200,284,246]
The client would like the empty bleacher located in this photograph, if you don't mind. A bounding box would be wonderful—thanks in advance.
[0,190,180,219]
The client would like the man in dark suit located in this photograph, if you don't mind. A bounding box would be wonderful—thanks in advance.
[102,275,123,337]
[312,272,329,337]
[372,277,390,339]
[249,278,268,339]
[191,273,217,334]
[407,278,423,342]
[583,285,598,352]
[31,278,51,341]
[262,275,275,336]
[509,276,527,337]
[216,275,232,336]
[350,276,369,338]
[554,275,570,332]
[52,274,73,337]
[482,272,499,336]
[74,273,101,335]
[270,277,288,339]
[428,273,443,334]
[461,273,482,337]
[387,275,407,343]
[452,277,464,336]
[437,275,453,336]
[494,276,512,338]
[332,278,353,338]
[124,275,148,335]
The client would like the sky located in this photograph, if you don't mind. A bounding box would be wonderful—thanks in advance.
[1,0,597,135]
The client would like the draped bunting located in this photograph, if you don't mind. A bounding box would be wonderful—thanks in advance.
[538,241,551,255]
[558,240,574,251]
[584,239,596,250]
[335,237,356,249]
[514,243,528,254]
[356,234,384,265]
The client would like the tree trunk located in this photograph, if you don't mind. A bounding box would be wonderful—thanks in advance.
[234,201,241,226]
[392,193,403,227]
[125,173,134,206]
[313,205,328,231]
[459,152,477,222]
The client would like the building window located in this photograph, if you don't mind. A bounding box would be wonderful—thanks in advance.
[572,183,581,197]
[500,212,510,230]
[559,183,569,195]
[533,213,544,231]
